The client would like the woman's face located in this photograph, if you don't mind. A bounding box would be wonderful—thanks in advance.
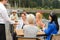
[21,14,26,20]
[49,15,52,21]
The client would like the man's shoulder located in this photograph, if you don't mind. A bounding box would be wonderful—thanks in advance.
[0,3,4,9]
[0,3,6,10]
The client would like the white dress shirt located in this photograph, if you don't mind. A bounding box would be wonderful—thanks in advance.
[0,2,15,24]
[16,18,28,30]
[16,19,23,30]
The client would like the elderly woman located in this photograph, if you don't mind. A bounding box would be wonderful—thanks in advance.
[23,14,39,37]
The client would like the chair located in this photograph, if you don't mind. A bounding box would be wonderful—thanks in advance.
[51,34,60,40]
[16,36,40,40]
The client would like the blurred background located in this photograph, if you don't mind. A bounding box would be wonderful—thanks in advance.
[8,0,60,9]
[5,0,60,20]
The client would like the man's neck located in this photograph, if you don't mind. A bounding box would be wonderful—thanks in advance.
[0,2,4,5]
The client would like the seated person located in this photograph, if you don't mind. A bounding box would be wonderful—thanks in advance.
[43,12,59,40]
[10,10,18,21]
[23,14,40,37]
[16,13,28,30]
[36,11,45,29]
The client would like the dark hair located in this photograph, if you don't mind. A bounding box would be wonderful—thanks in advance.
[49,12,59,31]
[21,13,26,16]
[0,0,3,1]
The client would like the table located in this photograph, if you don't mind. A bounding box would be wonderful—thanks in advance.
[15,29,45,40]
[15,29,45,36]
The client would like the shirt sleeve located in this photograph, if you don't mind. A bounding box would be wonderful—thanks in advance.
[0,9,15,24]
[44,24,54,35]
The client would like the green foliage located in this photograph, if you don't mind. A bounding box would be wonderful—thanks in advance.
[31,12,60,19]
[52,0,60,8]
[9,0,60,9]
[29,2,37,8]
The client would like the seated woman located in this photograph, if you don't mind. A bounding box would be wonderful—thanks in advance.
[16,13,28,30]
[23,14,39,37]
[10,10,18,21]
[36,11,45,29]
[43,12,59,40]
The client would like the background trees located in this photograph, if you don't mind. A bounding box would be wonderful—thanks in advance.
[8,0,60,9]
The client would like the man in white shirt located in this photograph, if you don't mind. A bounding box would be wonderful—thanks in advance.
[0,0,15,40]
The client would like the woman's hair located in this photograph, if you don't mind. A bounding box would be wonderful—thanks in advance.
[36,12,43,19]
[0,0,3,1]
[21,13,26,16]
[49,12,59,31]
[27,14,35,24]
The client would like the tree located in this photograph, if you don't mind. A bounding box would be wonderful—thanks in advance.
[52,0,59,8]
[8,0,60,9]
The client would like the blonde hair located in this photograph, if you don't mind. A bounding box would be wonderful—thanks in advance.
[27,14,35,24]
[36,12,43,20]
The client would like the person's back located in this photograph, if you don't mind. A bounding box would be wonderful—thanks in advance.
[51,22,58,34]
[23,25,39,37]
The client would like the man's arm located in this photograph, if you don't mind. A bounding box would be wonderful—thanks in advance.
[1,9,15,24]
